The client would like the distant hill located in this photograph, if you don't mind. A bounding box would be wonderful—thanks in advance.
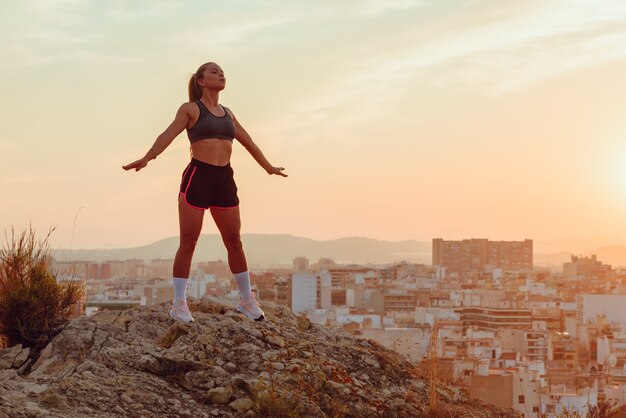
[51,234,432,266]
[51,235,626,268]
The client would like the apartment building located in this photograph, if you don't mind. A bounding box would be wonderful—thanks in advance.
[432,238,533,278]
[563,255,612,282]
[457,306,532,331]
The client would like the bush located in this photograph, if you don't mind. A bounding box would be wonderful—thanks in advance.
[0,227,84,349]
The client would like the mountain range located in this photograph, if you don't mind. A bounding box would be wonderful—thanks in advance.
[50,234,626,268]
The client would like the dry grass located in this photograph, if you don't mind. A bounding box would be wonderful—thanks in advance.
[0,227,84,349]
[251,363,301,418]
[250,360,349,418]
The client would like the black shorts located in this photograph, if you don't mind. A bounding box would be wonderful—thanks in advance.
[179,158,239,210]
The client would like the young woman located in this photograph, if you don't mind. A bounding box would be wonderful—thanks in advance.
[123,62,287,323]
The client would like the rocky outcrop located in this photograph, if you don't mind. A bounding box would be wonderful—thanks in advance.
[0,296,520,417]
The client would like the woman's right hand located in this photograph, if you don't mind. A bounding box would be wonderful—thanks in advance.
[122,158,148,172]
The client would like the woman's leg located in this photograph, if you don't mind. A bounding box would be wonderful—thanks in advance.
[211,206,263,319]
[210,206,247,273]
[173,194,204,278]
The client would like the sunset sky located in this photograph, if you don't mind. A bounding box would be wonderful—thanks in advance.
[1,0,626,251]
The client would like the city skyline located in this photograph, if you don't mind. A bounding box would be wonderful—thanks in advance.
[2,1,626,249]
[48,233,626,269]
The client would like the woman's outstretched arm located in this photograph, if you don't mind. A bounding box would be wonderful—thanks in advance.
[226,108,287,177]
[123,103,192,172]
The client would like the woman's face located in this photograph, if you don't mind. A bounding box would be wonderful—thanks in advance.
[199,63,226,91]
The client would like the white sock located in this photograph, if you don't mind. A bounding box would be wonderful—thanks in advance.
[234,271,252,299]
[172,277,188,302]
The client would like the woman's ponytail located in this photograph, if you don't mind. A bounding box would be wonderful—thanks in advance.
[188,73,201,102]
[187,62,214,102]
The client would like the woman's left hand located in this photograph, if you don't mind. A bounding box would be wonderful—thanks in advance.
[268,166,288,177]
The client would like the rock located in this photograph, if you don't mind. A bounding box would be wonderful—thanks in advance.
[196,334,213,346]
[0,296,520,418]
[212,365,227,377]
[364,357,381,369]
[0,344,23,369]
[229,397,254,413]
[237,343,261,352]
[13,346,31,369]
[265,335,285,348]
[245,327,263,338]
[168,398,181,407]
[206,386,233,404]
[26,384,48,394]
[296,315,312,331]
[137,354,160,373]
[271,362,284,371]
[180,371,216,391]
[231,376,254,396]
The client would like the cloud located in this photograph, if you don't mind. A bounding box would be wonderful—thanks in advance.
[259,0,626,137]
[361,0,427,16]
[355,1,626,93]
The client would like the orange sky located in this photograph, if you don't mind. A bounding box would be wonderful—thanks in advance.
[1,1,626,250]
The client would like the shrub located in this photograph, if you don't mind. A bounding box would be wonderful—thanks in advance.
[0,227,84,349]
[252,363,302,418]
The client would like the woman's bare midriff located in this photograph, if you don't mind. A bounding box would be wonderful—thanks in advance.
[190,139,233,166]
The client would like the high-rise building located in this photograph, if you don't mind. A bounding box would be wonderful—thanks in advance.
[432,238,533,277]
[291,272,317,314]
[290,271,332,313]
[292,256,310,273]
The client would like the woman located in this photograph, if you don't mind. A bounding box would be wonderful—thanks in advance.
[123,62,287,323]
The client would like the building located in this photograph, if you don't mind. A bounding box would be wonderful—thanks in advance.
[150,259,174,279]
[457,306,532,331]
[275,277,291,307]
[470,370,541,418]
[579,294,626,332]
[525,323,549,363]
[563,255,612,282]
[292,257,310,273]
[549,332,579,370]
[359,327,429,362]
[383,290,416,312]
[291,272,317,313]
[432,238,533,278]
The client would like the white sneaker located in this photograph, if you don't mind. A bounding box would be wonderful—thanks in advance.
[236,293,265,321]
[169,299,194,323]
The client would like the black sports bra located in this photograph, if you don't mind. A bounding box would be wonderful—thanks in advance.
[187,100,236,143]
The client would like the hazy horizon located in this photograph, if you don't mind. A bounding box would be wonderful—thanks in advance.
[47,232,626,269]
[2,1,626,250]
